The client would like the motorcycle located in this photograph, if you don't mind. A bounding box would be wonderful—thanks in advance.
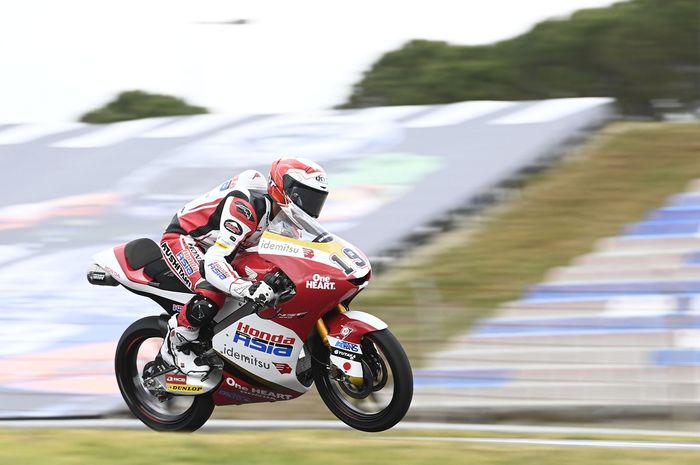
[88,203,413,432]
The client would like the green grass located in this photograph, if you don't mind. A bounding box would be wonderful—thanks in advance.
[353,122,700,359]
[1,428,699,465]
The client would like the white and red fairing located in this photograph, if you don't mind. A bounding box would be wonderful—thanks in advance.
[211,256,386,404]
[93,204,388,405]
[210,204,384,402]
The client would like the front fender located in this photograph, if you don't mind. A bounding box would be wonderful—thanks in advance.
[325,310,388,343]
[323,310,388,379]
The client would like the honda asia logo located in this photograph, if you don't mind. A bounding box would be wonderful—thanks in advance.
[175,251,194,276]
[208,262,229,280]
[233,322,296,357]
[305,274,335,290]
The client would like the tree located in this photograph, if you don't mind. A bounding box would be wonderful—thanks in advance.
[341,0,700,116]
[80,90,208,124]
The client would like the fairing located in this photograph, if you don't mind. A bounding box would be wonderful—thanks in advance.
[92,204,380,405]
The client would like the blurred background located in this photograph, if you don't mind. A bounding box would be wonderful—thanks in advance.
[0,0,699,437]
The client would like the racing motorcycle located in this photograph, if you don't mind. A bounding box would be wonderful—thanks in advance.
[87,204,413,432]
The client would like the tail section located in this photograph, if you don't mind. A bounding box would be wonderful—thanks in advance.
[89,239,194,313]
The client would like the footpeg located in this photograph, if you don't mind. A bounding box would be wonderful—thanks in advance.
[196,349,224,371]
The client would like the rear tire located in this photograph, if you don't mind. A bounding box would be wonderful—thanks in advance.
[312,328,413,432]
[115,315,215,432]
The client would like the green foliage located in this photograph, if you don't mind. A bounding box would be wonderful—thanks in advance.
[80,90,208,124]
[342,0,700,116]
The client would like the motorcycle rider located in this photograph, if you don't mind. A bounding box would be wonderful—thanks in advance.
[159,157,329,378]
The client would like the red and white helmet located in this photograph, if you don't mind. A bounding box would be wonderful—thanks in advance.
[268,157,329,218]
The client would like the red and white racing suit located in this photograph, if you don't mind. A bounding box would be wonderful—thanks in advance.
[160,170,274,327]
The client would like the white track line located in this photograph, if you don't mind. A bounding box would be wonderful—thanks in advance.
[352,105,427,121]
[374,436,700,450]
[403,101,517,128]
[139,114,249,138]
[51,118,174,148]
[489,97,613,125]
[1,419,699,438]
[0,122,86,145]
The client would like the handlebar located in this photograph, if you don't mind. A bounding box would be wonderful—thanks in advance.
[254,271,295,319]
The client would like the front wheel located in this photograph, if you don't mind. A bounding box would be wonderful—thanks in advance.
[114,315,215,432]
[311,328,413,432]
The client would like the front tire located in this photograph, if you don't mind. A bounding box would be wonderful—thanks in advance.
[312,328,413,432]
[115,315,215,432]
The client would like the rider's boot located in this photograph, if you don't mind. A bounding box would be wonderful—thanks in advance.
[160,296,218,378]
[160,314,211,378]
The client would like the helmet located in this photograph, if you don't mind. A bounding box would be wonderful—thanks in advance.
[268,157,329,218]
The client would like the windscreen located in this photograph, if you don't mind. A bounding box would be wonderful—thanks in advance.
[266,204,333,243]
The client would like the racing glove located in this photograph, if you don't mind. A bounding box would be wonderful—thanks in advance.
[230,280,274,305]
[247,281,274,304]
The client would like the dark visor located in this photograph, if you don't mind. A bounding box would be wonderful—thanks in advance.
[283,174,328,218]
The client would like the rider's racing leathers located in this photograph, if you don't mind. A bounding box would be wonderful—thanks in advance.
[160,169,274,328]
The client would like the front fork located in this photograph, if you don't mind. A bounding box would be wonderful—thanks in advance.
[315,303,346,347]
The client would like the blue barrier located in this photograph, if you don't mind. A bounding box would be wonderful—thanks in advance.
[472,314,700,337]
[647,208,700,221]
[527,281,700,300]
[624,222,700,236]
[651,349,700,366]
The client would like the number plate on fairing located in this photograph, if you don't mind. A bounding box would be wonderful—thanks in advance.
[327,336,363,378]
[259,233,369,279]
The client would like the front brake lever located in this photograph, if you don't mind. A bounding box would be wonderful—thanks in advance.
[253,271,295,319]
[251,291,286,320]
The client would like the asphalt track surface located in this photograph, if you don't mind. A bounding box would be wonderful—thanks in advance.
[0,419,699,450]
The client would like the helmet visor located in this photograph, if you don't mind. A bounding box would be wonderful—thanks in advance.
[283,174,328,218]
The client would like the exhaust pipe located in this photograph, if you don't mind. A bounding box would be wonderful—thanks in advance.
[87,264,119,286]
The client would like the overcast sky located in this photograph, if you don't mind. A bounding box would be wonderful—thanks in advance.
[0,0,621,122]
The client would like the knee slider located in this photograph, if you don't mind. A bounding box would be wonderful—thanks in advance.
[185,296,219,327]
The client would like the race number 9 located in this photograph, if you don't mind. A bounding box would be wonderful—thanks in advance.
[342,248,367,268]
[331,248,367,275]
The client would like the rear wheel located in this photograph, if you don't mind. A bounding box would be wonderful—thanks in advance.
[311,328,413,432]
[115,315,214,432]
